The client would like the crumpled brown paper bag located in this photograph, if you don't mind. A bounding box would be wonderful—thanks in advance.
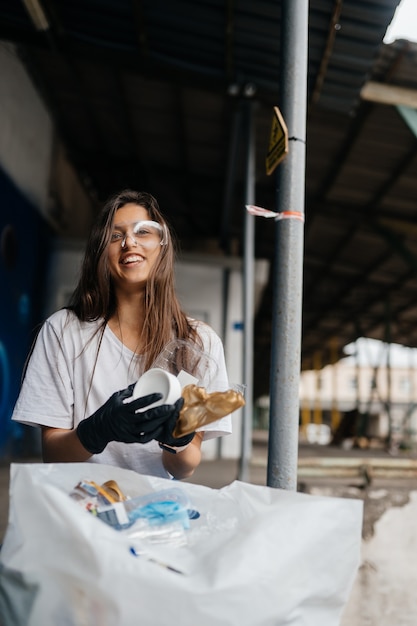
[173,384,245,436]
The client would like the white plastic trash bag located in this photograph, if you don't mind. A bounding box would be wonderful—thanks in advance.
[0,463,363,626]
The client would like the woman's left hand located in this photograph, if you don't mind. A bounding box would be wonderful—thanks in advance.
[157,397,196,451]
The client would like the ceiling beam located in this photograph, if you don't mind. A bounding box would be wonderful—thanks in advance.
[309,0,343,107]
[22,0,50,31]
[371,219,417,274]
[361,81,417,109]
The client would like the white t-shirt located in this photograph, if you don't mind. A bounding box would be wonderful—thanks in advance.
[12,309,232,478]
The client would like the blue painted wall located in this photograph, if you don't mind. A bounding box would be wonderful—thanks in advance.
[0,167,51,457]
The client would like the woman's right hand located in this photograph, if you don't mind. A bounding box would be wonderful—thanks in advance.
[76,385,178,454]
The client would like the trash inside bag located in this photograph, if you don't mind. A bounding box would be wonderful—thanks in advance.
[0,463,363,626]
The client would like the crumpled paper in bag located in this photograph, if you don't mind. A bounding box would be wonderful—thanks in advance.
[0,463,363,626]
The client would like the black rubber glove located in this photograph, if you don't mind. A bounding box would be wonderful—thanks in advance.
[77,384,179,454]
[157,397,196,453]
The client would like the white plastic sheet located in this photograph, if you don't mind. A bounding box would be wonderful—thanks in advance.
[0,463,363,626]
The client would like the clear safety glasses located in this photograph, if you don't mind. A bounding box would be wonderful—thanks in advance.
[110,220,167,249]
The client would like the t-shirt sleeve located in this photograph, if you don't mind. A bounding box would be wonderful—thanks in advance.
[11,317,74,429]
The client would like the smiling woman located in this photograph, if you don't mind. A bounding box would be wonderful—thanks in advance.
[11,189,233,480]
[107,203,165,292]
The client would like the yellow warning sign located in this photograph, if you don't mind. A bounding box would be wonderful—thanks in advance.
[265,106,288,175]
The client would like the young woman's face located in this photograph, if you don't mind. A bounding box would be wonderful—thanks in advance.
[107,203,164,290]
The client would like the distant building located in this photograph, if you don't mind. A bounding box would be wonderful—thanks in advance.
[255,339,417,449]
[299,345,417,448]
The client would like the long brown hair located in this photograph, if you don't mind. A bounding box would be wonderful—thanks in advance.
[68,189,202,371]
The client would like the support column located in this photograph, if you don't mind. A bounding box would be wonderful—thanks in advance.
[267,0,308,490]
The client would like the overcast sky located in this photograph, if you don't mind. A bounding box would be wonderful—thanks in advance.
[342,338,417,368]
[384,0,417,43]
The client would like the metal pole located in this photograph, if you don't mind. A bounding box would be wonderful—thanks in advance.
[267,0,308,490]
[238,98,255,482]
[219,103,244,458]
[385,298,393,448]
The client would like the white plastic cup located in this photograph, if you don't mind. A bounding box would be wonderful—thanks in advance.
[131,367,182,411]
